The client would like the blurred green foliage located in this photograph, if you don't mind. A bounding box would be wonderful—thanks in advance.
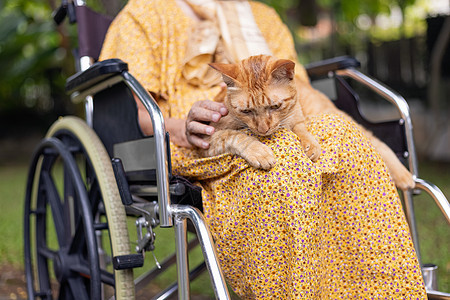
[0,0,129,117]
[260,0,417,27]
[0,0,75,115]
[259,0,424,66]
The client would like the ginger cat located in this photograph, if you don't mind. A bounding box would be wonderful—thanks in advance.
[204,54,415,190]
[202,55,321,170]
[294,69,416,190]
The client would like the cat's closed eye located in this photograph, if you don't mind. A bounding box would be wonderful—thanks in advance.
[240,109,253,115]
[270,103,281,110]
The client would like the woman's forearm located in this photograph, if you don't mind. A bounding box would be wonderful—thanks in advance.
[134,93,191,147]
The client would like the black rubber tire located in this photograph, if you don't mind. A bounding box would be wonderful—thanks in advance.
[24,117,134,299]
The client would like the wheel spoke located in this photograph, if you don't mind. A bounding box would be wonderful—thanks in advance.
[88,178,101,215]
[41,170,67,247]
[67,218,85,255]
[58,277,88,300]
[37,246,58,260]
[67,277,89,300]
[57,282,69,300]
[68,177,104,255]
[35,256,52,299]
[70,260,115,286]
[100,269,115,287]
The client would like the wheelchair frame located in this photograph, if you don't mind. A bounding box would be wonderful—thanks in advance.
[24,1,450,299]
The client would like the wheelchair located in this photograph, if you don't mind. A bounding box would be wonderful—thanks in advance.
[23,1,450,299]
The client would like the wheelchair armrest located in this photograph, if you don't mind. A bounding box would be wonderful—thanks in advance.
[65,58,128,94]
[415,178,450,225]
[305,56,361,79]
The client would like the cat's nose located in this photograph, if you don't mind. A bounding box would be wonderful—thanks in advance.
[257,123,270,135]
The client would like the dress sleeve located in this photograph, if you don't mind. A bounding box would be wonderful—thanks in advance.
[251,2,310,83]
[99,6,162,97]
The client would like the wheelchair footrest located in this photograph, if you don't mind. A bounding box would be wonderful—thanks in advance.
[112,254,144,270]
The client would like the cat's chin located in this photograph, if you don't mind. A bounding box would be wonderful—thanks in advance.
[252,128,278,137]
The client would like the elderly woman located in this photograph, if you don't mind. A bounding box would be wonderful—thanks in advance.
[100,0,426,298]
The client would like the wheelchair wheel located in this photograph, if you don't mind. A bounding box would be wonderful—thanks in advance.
[24,116,134,299]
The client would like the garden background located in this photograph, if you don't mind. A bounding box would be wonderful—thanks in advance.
[0,0,449,298]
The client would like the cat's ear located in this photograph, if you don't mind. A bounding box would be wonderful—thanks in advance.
[209,63,239,87]
[270,59,295,82]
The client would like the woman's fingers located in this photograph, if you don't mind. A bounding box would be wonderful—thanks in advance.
[189,106,221,123]
[202,99,228,116]
[186,120,215,136]
[188,100,228,122]
[187,130,210,149]
[185,100,228,148]
[186,120,215,149]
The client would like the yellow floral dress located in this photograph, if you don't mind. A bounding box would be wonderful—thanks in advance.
[100,0,427,298]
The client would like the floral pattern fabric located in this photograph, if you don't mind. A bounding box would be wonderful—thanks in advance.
[100,0,426,298]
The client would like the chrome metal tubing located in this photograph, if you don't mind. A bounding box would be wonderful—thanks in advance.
[122,71,173,227]
[79,55,94,72]
[335,68,419,178]
[153,262,208,300]
[336,68,423,263]
[336,68,450,299]
[174,216,190,300]
[427,289,450,300]
[415,178,450,225]
[69,70,173,226]
[78,55,94,127]
[134,239,199,293]
[84,95,94,127]
[401,189,421,264]
[171,205,230,300]
[73,0,87,7]
[154,284,179,300]
[423,264,439,291]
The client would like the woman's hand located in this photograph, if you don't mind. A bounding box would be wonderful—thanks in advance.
[133,92,228,149]
[166,118,192,148]
[186,100,228,149]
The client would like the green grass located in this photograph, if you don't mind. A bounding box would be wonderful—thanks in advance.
[126,222,218,297]
[0,161,449,295]
[0,164,27,267]
[412,162,450,292]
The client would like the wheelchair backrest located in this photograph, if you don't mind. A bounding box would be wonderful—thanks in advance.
[333,76,408,163]
[56,3,144,147]
[92,81,145,156]
[75,6,113,62]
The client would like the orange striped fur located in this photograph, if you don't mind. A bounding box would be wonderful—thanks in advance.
[201,55,321,169]
[201,55,415,190]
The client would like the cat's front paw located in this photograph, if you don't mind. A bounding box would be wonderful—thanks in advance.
[391,164,415,190]
[292,124,321,162]
[301,136,321,162]
[243,143,276,170]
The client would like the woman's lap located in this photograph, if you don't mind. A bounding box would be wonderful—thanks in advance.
[171,113,426,298]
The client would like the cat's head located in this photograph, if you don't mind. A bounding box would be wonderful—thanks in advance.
[210,55,297,136]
